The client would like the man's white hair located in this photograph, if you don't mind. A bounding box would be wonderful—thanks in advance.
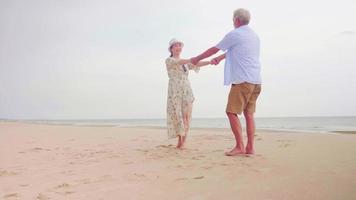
[233,8,251,25]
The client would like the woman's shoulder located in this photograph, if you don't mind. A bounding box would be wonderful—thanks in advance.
[165,57,179,65]
[166,57,178,61]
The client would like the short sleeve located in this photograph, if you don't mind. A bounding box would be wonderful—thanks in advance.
[187,63,200,73]
[165,57,179,65]
[165,57,179,69]
[215,31,238,51]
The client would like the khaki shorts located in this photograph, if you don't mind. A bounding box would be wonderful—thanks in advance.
[226,82,261,115]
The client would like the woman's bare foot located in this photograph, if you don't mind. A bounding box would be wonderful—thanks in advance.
[225,147,245,156]
[180,136,187,149]
[176,136,182,149]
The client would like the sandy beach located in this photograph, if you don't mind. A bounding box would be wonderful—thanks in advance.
[1,121,356,200]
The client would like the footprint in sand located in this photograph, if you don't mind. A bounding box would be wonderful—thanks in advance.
[107,154,121,158]
[219,162,231,166]
[96,150,111,154]
[60,170,75,175]
[174,176,204,181]
[155,144,174,148]
[86,175,113,183]
[76,178,91,184]
[176,164,184,168]
[0,170,17,176]
[29,147,51,152]
[277,139,293,148]
[174,177,188,181]
[97,143,112,147]
[240,162,252,167]
[133,173,146,178]
[123,160,134,165]
[19,184,29,187]
[55,183,70,189]
[37,193,50,200]
[191,156,200,160]
[260,167,272,173]
[18,147,51,154]
[3,193,19,199]
[249,168,261,173]
[136,149,149,153]
[51,183,75,196]
[201,166,213,170]
[282,143,291,147]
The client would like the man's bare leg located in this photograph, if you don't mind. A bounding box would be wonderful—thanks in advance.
[225,112,245,156]
[244,111,255,154]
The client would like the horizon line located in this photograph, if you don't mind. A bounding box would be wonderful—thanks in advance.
[1,115,356,121]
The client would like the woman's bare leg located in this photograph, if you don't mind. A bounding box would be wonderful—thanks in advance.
[177,135,183,149]
[181,103,193,148]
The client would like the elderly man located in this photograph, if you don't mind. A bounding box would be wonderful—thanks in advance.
[191,8,262,156]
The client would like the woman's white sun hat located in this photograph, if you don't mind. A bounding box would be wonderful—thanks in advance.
[168,38,184,52]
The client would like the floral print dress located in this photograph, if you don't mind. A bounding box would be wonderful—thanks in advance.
[165,57,199,139]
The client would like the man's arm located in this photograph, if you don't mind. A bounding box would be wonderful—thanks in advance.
[190,47,220,65]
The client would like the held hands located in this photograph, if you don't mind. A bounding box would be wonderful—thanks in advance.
[190,57,199,65]
[190,56,221,66]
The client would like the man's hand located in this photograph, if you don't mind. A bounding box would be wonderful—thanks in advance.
[190,57,200,65]
[210,57,221,65]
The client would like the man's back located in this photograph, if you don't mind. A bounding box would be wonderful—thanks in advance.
[216,25,261,85]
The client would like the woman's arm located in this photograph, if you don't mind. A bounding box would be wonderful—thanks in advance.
[178,58,211,66]
[196,60,211,67]
[178,59,191,65]
[166,58,192,70]
[187,60,210,72]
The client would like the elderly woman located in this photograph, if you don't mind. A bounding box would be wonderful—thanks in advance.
[165,39,211,149]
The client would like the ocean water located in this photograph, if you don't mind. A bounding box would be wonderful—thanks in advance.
[18,116,356,134]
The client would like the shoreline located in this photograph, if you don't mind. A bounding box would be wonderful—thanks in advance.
[1,120,355,135]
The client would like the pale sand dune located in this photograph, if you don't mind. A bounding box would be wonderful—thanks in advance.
[1,122,356,200]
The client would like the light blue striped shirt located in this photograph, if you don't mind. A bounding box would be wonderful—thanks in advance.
[215,25,261,85]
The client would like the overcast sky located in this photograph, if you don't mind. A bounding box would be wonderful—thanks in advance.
[0,0,355,119]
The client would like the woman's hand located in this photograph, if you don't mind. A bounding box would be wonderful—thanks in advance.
[211,54,226,65]
[210,58,220,65]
